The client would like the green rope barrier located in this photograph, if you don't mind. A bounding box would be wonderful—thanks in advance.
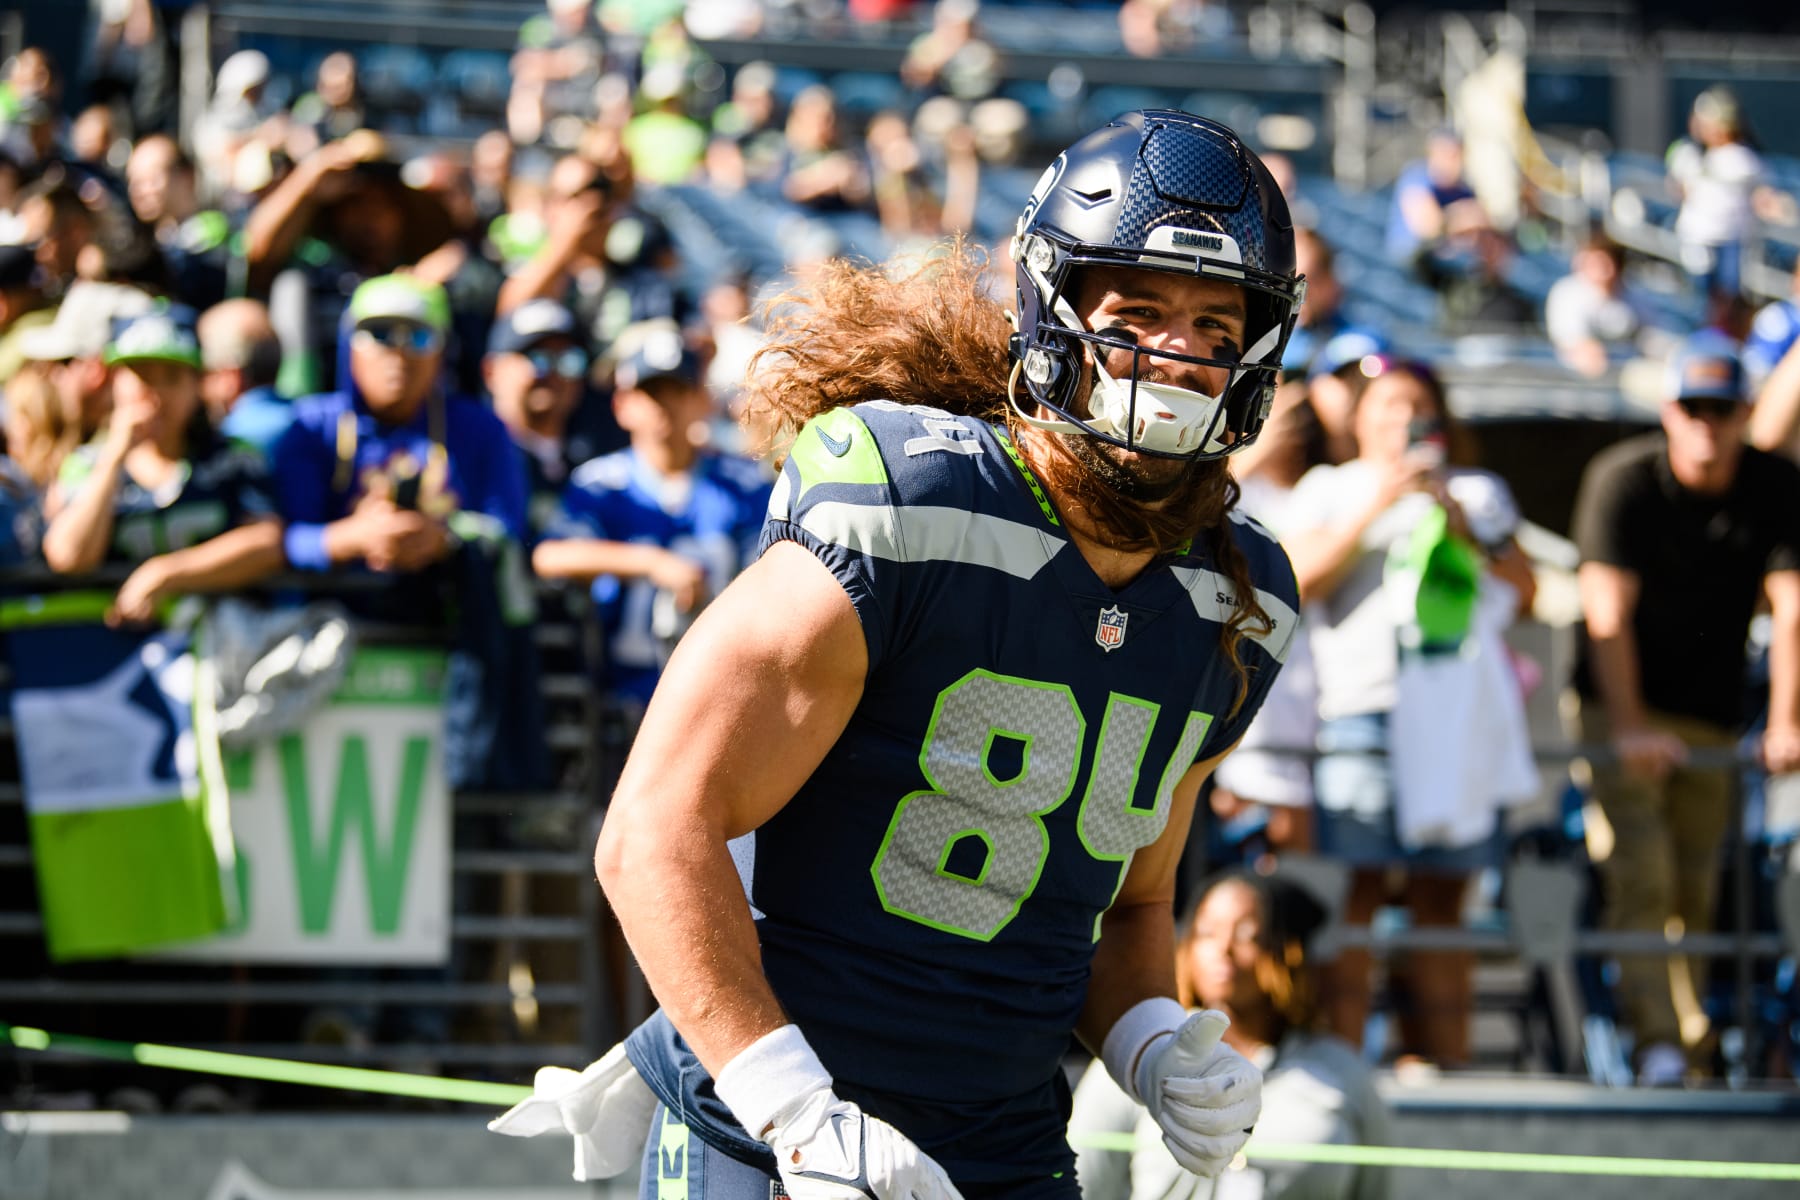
[2,1022,528,1107]
[1065,1131,1800,1181]
[7,1021,1800,1181]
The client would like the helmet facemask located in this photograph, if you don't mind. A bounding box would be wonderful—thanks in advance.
[1010,230,1301,461]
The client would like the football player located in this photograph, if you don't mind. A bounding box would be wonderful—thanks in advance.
[496,110,1304,1200]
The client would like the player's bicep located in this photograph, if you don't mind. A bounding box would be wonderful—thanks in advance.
[609,538,869,842]
[1110,739,1240,909]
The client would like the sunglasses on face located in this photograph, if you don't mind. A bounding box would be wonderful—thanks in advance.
[1677,396,1743,421]
[354,322,442,355]
[523,347,590,380]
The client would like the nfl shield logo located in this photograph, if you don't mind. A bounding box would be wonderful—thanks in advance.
[1095,605,1128,652]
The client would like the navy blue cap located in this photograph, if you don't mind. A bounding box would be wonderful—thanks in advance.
[1668,331,1749,403]
[614,321,700,390]
[487,298,582,357]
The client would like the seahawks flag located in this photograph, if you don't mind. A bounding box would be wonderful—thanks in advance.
[5,594,237,961]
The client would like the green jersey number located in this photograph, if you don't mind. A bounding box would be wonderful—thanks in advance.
[870,669,1213,941]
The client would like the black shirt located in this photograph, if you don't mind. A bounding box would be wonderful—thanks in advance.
[1572,432,1800,727]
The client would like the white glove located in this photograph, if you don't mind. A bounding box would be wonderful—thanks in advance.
[487,1041,660,1181]
[1136,1010,1262,1178]
[714,1024,964,1200]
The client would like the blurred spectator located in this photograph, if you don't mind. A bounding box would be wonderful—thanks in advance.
[1744,257,1800,389]
[470,129,515,228]
[867,109,977,247]
[1386,129,1479,261]
[1283,229,1369,375]
[510,0,608,146]
[198,298,291,457]
[533,320,769,718]
[86,0,175,136]
[699,273,763,438]
[707,61,784,190]
[193,50,279,192]
[1284,357,1536,1068]
[621,63,708,185]
[901,0,1001,104]
[288,52,365,157]
[1572,333,1800,1084]
[483,298,592,536]
[779,86,871,214]
[41,307,284,626]
[1417,220,1537,334]
[0,241,52,386]
[15,179,97,294]
[0,47,60,126]
[1666,87,1791,303]
[270,275,524,575]
[497,151,690,351]
[128,133,229,308]
[1070,870,1392,1200]
[1118,0,1233,58]
[19,279,155,437]
[69,104,122,170]
[1,95,60,169]
[1546,233,1645,377]
[5,365,80,490]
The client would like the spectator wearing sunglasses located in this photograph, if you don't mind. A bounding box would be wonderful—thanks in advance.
[270,275,526,577]
[533,319,770,722]
[483,298,596,539]
[1570,331,1800,1084]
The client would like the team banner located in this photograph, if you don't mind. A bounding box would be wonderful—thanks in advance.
[158,645,453,965]
[5,595,237,962]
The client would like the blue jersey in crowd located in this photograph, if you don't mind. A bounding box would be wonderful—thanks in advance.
[1746,296,1800,385]
[627,401,1298,1189]
[271,388,528,570]
[552,447,771,705]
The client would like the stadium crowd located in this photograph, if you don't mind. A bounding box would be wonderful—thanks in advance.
[4,0,1800,1163]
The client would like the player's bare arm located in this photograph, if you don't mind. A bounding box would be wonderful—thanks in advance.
[594,538,868,1079]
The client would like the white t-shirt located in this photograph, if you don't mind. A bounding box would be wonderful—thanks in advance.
[1672,140,1764,248]
[1545,274,1642,349]
[1283,461,1520,723]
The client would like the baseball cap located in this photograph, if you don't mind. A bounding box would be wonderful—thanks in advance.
[105,307,203,370]
[1667,332,1748,404]
[347,274,451,335]
[215,50,272,100]
[0,243,37,290]
[1307,329,1389,382]
[488,298,581,357]
[19,282,156,362]
[613,321,700,391]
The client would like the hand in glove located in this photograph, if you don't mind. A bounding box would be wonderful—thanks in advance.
[1135,1009,1262,1177]
[714,1024,964,1200]
[488,1041,660,1181]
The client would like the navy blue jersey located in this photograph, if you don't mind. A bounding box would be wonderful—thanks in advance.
[551,448,771,704]
[56,436,275,565]
[628,401,1297,1187]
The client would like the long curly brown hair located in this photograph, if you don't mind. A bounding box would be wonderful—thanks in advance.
[741,243,1273,715]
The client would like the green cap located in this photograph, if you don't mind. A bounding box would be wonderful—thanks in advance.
[104,309,203,370]
[347,274,451,335]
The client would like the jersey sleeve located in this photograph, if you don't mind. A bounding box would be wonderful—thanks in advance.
[1195,521,1302,761]
[758,407,907,666]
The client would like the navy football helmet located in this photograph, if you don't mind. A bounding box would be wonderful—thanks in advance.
[1010,109,1304,459]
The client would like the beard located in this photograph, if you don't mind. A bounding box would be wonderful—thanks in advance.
[1028,424,1233,556]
